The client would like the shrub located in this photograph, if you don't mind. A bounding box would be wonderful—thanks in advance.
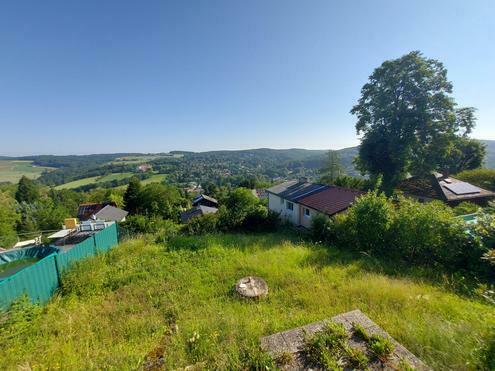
[310,213,334,243]
[336,191,393,253]
[242,205,279,232]
[453,201,480,216]
[390,199,469,266]
[122,215,180,240]
[182,213,219,235]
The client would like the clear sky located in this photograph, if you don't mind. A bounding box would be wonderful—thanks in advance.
[0,0,494,156]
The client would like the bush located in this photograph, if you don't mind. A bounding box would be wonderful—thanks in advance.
[242,205,279,232]
[310,214,334,243]
[122,215,180,240]
[182,213,219,235]
[390,199,469,266]
[453,201,480,216]
[327,193,485,272]
[336,192,393,253]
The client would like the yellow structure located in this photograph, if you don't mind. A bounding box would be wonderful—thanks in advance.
[64,218,78,229]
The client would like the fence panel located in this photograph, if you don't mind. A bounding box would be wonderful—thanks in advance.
[94,223,118,253]
[0,225,119,310]
[0,254,59,309]
[56,236,96,273]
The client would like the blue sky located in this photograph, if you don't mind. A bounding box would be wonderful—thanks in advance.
[0,0,494,155]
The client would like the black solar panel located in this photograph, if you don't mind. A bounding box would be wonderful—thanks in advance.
[444,182,481,195]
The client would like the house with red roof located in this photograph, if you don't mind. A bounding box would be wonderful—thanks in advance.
[266,178,364,228]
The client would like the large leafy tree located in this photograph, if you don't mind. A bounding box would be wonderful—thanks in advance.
[351,51,480,192]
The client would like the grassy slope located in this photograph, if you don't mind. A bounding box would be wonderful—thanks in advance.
[0,160,54,183]
[0,233,493,370]
[54,172,135,190]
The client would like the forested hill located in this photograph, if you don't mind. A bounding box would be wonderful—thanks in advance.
[1,140,493,187]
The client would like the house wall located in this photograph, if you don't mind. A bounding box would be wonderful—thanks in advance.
[299,205,322,229]
[268,193,300,225]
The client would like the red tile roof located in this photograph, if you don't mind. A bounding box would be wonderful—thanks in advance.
[298,186,364,216]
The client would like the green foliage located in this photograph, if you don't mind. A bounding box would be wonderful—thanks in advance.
[310,213,334,243]
[332,193,485,271]
[352,51,480,192]
[332,175,369,190]
[338,192,393,253]
[453,201,479,216]
[121,215,179,237]
[182,213,219,235]
[15,176,39,203]
[456,168,495,192]
[369,335,395,360]
[139,183,185,221]
[0,295,42,341]
[439,137,486,174]
[0,191,19,247]
[221,188,279,232]
[320,150,345,184]
[0,234,493,369]
[123,176,142,214]
[302,322,347,369]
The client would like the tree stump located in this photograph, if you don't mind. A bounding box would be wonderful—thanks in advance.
[236,276,268,299]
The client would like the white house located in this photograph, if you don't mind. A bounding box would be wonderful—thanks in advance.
[266,178,364,228]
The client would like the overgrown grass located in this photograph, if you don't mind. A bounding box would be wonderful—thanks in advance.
[0,233,494,370]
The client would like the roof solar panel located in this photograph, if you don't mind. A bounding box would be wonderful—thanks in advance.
[444,182,481,195]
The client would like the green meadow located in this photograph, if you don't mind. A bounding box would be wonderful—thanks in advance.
[0,233,493,370]
[0,160,54,183]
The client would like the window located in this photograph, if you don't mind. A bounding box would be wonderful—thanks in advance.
[304,208,310,217]
[286,202,294,211]
[280,197,285,205]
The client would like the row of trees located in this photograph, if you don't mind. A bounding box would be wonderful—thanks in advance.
[0,176,125,248]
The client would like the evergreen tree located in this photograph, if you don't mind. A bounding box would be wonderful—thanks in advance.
[320,150,344,184]
[15,176,40,204]
[124,177,142,214]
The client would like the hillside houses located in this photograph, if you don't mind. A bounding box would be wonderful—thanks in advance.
[398,173,495,206]
[267,178,363,227]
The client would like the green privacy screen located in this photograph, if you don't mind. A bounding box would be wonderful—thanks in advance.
[55,235,96,273]
[94,223,118,253]
[0,223,119,310]
[0,254,60,309]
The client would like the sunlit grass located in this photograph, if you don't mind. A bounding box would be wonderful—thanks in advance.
[0,233,493,369]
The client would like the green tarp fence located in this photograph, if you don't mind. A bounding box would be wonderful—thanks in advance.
[0,223,119,310]
[0,245,59,265]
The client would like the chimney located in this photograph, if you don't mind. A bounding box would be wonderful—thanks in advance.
[298,177,308,184]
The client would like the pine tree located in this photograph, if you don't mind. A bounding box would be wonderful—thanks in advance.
[15,176,40,204]
[320,150,344,184]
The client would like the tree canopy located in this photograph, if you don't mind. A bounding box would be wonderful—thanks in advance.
[351,51,483,191]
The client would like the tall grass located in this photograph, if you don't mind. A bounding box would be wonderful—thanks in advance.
[0,233,493,370]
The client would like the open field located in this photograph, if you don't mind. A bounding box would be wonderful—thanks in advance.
[0,233,493,369]
[55,173,166,190]
[0,160,55,183]
[54,173,135,190]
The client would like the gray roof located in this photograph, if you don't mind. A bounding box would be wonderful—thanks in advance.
[180,205,218,223]
[192,194,218,205]
[94,205,129,222]
[266,180,328,202]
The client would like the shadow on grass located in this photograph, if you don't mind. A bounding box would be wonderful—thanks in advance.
[301,242,490,299]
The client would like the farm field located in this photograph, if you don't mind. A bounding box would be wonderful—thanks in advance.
[0,233,493,370]
[54,173,135,190]
[0,160,54,183]
[55,172,166,190]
